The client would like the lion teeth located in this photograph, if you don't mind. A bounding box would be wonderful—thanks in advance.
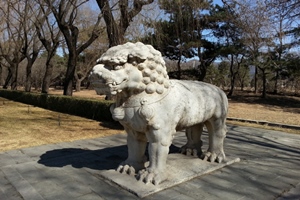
[111,91,117,95]
[117,89,122,93]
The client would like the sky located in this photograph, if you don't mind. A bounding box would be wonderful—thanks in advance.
[213,0,224,6]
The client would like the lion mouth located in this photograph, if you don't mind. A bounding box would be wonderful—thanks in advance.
[106,79,127,95]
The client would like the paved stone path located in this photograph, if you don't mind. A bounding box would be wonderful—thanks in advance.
[0,125,300,200]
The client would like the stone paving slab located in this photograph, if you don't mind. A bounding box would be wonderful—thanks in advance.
[100,155,240,198]
[0,125,299,199]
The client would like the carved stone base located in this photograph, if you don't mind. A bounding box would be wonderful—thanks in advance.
[98,154,240,198]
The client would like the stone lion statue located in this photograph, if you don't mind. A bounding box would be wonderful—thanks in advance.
[89,42,228,185]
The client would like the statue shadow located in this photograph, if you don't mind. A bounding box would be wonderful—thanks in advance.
[38,144,180,171]
[99,121,124,130]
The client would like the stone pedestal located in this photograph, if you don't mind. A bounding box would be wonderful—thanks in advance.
[99,154,240,198]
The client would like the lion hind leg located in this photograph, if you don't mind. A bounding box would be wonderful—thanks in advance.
[180,123,203,157]
[202,119,227,163]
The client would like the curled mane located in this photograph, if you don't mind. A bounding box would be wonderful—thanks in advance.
[97,42,170,94]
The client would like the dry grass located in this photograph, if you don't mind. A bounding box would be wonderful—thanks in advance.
[228,93,300,124]
[0,98,124,152]
[0,89,299,152]
[227,92,300,134]
[228,102,300,125]
[48,88,104,100]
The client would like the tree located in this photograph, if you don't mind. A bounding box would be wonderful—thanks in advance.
[266,0,300,94]
[0,0,27,90]
[20,0,44,92]
[96,0,154,47]
[158,0,206,79]
[142,19,196,79]
[75,49,104,91]
[284,53,300,94]
[223,0,273,97]
[205,62,230,88]
[33,0,61,94]
[143,0,220,81]
[236,62,250,91]
[213,4,246,96]
[44,0,102,96]
[72,5,107,91]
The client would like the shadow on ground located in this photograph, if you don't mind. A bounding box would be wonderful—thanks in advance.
[37,144,180,171]
[99,121,124,130]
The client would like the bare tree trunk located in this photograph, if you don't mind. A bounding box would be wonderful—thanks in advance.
[228,74,237,97]
[96,0,122,47]
[228,55,243,97]
[25,72,32,92]
[10,64,18,90]
[41,59,54,94]
[259,67,267,98]
[197,47,214,82]
[198,64,207,81]
[96,0,154,47]
[25,60,33,92]
[239,67,247,91]
[262,73,267,98]
[254,66,258,94]
[75,80,81,92]
[74,73,87,92]
[227,55,235,97]
[0,64,2,86]
[273,70,279,94]
[3,68,12,89]
[63,51,77,96]
[24,46,41,92]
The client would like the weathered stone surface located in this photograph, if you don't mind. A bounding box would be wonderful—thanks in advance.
[90,42,229,185]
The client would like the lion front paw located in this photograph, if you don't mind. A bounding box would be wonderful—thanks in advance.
[116,161,145,175]
[116,164,136,175]
[137,168,167,185]
[201,151,225,163]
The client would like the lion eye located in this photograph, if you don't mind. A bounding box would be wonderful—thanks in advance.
[104,65,113,70]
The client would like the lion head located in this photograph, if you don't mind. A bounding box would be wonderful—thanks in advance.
[90,42,170,96]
